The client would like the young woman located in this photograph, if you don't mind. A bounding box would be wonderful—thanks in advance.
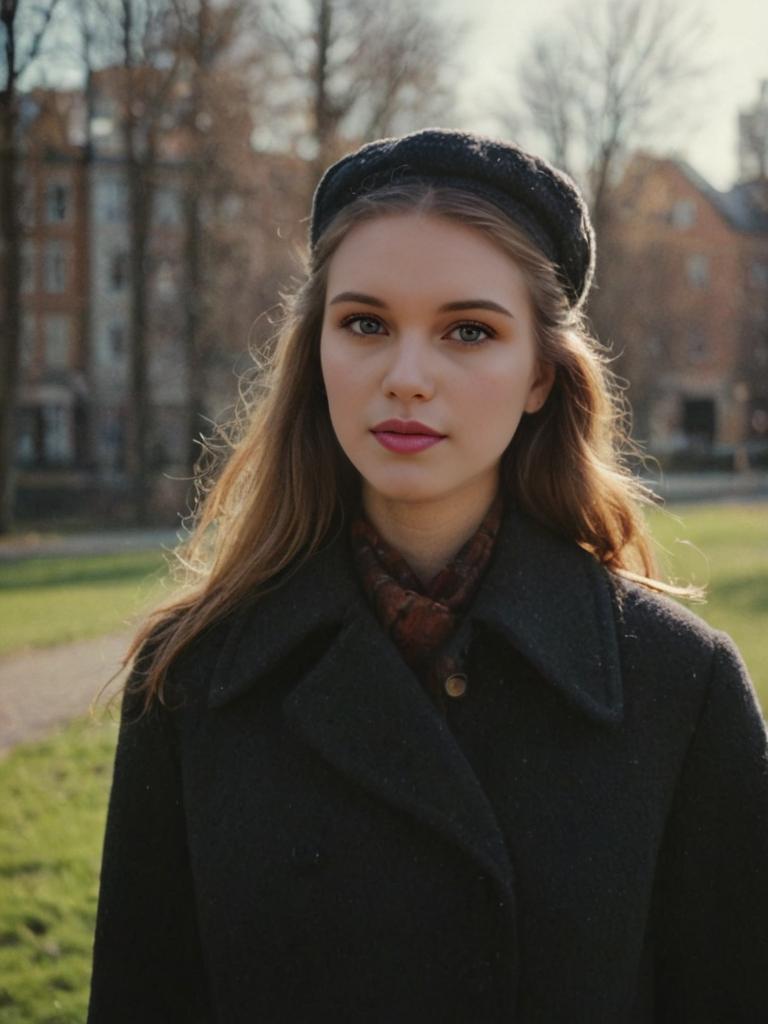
[87,129,768,1023]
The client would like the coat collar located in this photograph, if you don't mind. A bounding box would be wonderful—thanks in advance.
[207,504,624,726]
[205,505,623,960]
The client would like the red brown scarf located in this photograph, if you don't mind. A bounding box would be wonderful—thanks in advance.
[349,494,504,707]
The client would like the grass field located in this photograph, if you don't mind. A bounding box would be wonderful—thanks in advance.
[647,503,767,709]
[0,716,118,1023]
[0,552,169,655]
[0,503,765,1021]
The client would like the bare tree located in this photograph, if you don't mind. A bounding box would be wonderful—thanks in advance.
[109,0,182,523]
[738,82,768,188]
[170,0,264,474]
[509,0,709,235]
[0,0,61,533]
[261,0,464,187]
[71,0,112,474]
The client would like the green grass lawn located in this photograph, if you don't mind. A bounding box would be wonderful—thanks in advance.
[0,552,169,655]
[647,503,767,710]
[0,715,118,1023]
[0,504,765,1020]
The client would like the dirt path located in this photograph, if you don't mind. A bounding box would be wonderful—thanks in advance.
[0,631,132,758]
[0,528,178,561]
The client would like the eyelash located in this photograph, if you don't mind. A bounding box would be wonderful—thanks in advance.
[338,313,497,346]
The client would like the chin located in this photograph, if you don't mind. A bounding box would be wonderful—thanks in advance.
[360,470,454,506]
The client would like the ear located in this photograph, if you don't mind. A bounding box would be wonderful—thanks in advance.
[524,360,555,414]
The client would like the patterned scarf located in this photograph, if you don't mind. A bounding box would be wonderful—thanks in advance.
[349,493,504,708]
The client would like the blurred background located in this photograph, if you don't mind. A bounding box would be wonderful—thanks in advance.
[1,2,767,1017]
[1,0,767,530]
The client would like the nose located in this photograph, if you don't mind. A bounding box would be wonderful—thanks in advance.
[381,335,435,401]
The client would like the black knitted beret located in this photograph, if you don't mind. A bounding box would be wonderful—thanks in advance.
[310,127,595,308]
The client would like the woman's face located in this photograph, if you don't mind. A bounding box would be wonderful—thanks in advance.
[319,212,554,514]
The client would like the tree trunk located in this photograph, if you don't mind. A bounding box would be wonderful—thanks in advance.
[180,1,208,478]
[0,10,21,534]
[183,180,204,475]
[124,141,153,525]
[311,0,333,183]
[121,1,153,526]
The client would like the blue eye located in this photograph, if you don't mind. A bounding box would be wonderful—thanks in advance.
[448,322,494,345]
[341,315,385,336]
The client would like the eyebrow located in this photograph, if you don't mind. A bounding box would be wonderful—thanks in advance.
[328,291,515,319]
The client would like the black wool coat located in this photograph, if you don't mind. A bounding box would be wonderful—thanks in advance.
[87,507,768,1023]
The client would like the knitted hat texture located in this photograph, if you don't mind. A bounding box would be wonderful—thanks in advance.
[309,127,595,308]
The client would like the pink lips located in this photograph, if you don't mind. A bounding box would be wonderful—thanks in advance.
[375,433,445,453]
[371,419,446,455]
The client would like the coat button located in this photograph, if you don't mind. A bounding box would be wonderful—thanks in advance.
[444,673,468,698]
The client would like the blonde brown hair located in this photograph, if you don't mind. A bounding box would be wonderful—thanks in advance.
[114,183,669,714]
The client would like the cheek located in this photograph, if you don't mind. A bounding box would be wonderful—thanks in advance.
[460,361,536,445]
[322,336,378,401]
[320,336,347,402]
[320,336,366,432]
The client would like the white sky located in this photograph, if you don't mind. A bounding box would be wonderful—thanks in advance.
[441,0,768,190]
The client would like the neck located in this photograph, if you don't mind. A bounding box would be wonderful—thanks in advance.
[362,478,499,588]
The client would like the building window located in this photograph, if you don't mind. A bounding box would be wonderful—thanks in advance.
[45,180,70,223]
[102,408,126,472]
[109,251,128,291]
[97,178,127,222]
[155,259,175,298]
[15,407,38,465]
[750,261,768,288]
[42,406,73,464]
[682,397,716,448]
[109,322,125,356]
[43,240,68,293]
[19,182,35,228]
[43,315,70,370]
[752,406,768,437]
[687,329,710,364]
[687,253,709,288]
[21,314,36,371]
[21,241,36,294]
[154,187,180,225]
[670,199,697,228]
[220,193,244,220]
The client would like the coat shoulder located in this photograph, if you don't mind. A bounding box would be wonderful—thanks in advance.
[608,572,745,709]
[612,575,720,652]
[129,605,243,718]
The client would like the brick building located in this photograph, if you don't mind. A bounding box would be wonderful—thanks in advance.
[10,74,306,520]
[16,90,90,476]
[604,154,768,462]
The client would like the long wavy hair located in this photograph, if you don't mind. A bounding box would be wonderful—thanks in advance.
[114,182,672,715]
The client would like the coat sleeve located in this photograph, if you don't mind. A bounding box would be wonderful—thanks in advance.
[652,632,768,1021]
[87,668,213,1023]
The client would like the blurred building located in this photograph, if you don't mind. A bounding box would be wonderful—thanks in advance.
[606,153,768,464]
[85,68,190,483]
[15,89,91,508]
[16,71,767,521]
[11,72,305,521]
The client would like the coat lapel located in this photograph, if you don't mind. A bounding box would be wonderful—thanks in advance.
[470,508,624,725]
[281,604,517,898]
[207,523,516,898]
[206,505,624,900]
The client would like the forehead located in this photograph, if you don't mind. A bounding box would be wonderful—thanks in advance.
[325,212,530,304]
